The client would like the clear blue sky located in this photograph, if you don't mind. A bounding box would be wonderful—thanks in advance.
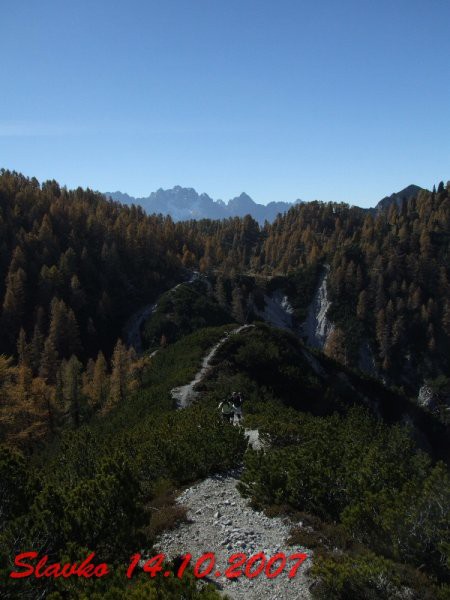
[1,0,449,207]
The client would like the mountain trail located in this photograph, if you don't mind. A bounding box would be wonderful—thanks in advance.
[155,471,312,599]
[161,324,312,599]
[170,324,254,409]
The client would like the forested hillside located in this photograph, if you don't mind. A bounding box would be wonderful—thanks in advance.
[0,170,182,451]
[177,181,450,395]
[1,169,450,599]
[2,170,449,391]
[0,170,184,359]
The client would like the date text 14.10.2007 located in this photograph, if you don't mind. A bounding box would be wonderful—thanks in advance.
[127,551,309,580]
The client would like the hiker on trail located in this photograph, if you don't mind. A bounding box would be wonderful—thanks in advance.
[218,398,234,424]
[231,391,244,424]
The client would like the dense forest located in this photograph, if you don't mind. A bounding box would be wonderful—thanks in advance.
[1,169,450,599]
[2,169,450,390]
[176,182,450,393]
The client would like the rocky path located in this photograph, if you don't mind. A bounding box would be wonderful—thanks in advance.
[156,471,312,600]
[161,325,312,599]
[171,325,253,408]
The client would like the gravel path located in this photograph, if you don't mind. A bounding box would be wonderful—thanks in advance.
[171,325,253,408]
[155,472,312,600]
[162,319,313,599]
[244,428,263,450]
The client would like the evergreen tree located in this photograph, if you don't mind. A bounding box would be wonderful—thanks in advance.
[39,336,59,384]
[356,290,368,321]
[106,339,131,411]
[17,328,30,366]
[324,328,348,365]
[0,355,15,391]
[61,355,84,427]
[48,298,81,359]
[214,276,228,308]
[0,364,57,450]
[1,267,27,348]
[30,322,45,375]
[90,351,109,409]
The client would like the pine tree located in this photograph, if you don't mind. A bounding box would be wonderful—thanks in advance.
[39,336,59,384]
[1,267,27,348]
[17,328,30,366]
[30,376,58,440]
[427,326,436,353]
[199,256,210,273]
[48,298,81,359]
[376,308,389,366]
[0,355,15,390]
[66,307,82,356]
[106,339,131,411]
[48,297,65,356]
[214,276,227,308]
[392,315,406,347]
[62,355,84,427]
[70,274,86,310]
[0,364,56,450]
[30,322,45,374]
[324,328,348,365]
[90,351,109,409]
[356,290,368,321]
[375,276,386,312]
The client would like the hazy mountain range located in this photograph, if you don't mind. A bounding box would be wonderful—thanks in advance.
[105,184,424,223]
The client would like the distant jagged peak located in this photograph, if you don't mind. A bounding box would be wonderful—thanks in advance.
[228,192,257,208]
[104,186,298,223]
[105,183,431,223]
[105,190,137,204]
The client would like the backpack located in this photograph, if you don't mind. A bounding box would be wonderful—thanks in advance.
[221,401,234,414]
[233,394,243,408]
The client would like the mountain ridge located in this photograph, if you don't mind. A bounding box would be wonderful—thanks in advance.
[105,187,302,223]
[105,184,426,222]
[374,184,423,212]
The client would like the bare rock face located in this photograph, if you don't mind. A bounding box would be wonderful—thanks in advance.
[253,290,295,331]
[301,266,334,350]
[417,385,437,409]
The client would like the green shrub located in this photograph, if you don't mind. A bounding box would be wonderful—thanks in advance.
[311,551,444,600]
